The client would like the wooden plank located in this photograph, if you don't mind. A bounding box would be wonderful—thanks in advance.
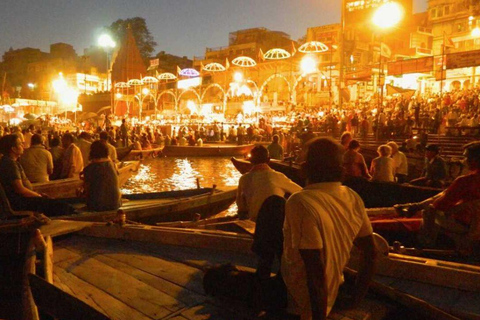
[93,254,206,307]
[349,249,480,292]
[57,236,206,295]
[54,265,151,320]
[80,224,253,254]
[55,246,184,318]
[39,220,95,238]
[43,236,53,283]
[28,273,110,320]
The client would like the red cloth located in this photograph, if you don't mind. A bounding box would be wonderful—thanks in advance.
[433,171,480,224]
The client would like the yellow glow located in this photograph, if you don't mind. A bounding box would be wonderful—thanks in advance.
[142,88,150,95]
[234,72,243,82]
[242,101,256,115]
[372,2,404,29]
[186,100,197,115]
[301,56,317,74]
[98,34,116,48]
[472,27,480,38]
[52,73,67,93]
[115,93,123,99]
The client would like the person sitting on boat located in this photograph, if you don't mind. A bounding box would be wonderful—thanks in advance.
[82,140,121,212]
[132,135,142,150]
[0,134,76,217]
[267,134,284,161]
[387,141,408,184]
[340,131,353,150]
[187,135,196,146]
[19,134,53,183]
[282,137,375,320]
[60,133,83,179]
[237,145,302,278]
[99,131,118,163]
[196,137,203,147]
[370,144,395,182]
[343,139,371,180]
[75,131,92,167]
[49,137,64,180]
[396,142,480,253]
[409,144,447,188]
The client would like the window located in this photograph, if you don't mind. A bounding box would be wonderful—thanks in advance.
[444,6,450,15]
[431,8,437,18]
[438,8,443,17]
[457,23,465,32]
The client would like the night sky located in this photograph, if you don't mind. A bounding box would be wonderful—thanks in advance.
[0,0,428,59]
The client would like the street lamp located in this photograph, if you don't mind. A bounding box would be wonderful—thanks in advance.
[98,34,116,113]
[372,2,403,108]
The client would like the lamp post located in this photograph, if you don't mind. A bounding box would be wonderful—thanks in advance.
[372,1,403,108]
[98,34,116,114]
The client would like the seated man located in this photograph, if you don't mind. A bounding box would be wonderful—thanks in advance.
[19,133,53,183]
[267,134,284,160]
[409,144,447,188]
[0,134,76,217]
[397,142,480,252]
[237,145,302,278]
[282,138,375,319]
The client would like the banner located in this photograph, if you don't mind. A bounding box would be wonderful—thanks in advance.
[387,57,433,76]
[386,84,416,99]
[446,49,480,69]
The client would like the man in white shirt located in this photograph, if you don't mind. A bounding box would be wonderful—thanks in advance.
[75,132,92,166]
[19,134,53,183]
[282,137,375,320]
[237,145,301,278]
[387,141,408,183]
[60,133,83,179]
[100,131,118,163]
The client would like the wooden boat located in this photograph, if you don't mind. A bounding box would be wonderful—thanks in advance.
[23,222,390,320]
[162,143,255,157]
[122,144,163,160]
[43,223,480,320]
[32,161,140,199]
[116,146,133,161]
[54,187,237,224]
[231,157,442,208]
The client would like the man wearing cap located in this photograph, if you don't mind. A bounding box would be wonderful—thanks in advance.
[410,144,446,188]
[387,141,408,183]
[237,145,301,278]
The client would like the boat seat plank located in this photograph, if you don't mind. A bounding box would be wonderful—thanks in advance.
[54,265,151,320]
[54,246,184,318]
[39,220,95,238]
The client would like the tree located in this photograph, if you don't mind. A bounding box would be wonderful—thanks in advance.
[107,17,157,63]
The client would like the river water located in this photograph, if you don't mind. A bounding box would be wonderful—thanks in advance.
[121,157,242,215]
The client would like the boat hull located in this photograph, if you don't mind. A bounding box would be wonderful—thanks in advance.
[54,187,237,224]
[231,157,442,207]
[33,161,139,199]
[163,144,254,157]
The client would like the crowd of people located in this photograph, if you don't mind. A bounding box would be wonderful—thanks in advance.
[1,88,480,319]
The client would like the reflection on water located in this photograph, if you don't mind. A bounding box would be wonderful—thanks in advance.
[122,157,242,215]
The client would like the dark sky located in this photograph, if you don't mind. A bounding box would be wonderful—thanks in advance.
[0,0,427,59]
